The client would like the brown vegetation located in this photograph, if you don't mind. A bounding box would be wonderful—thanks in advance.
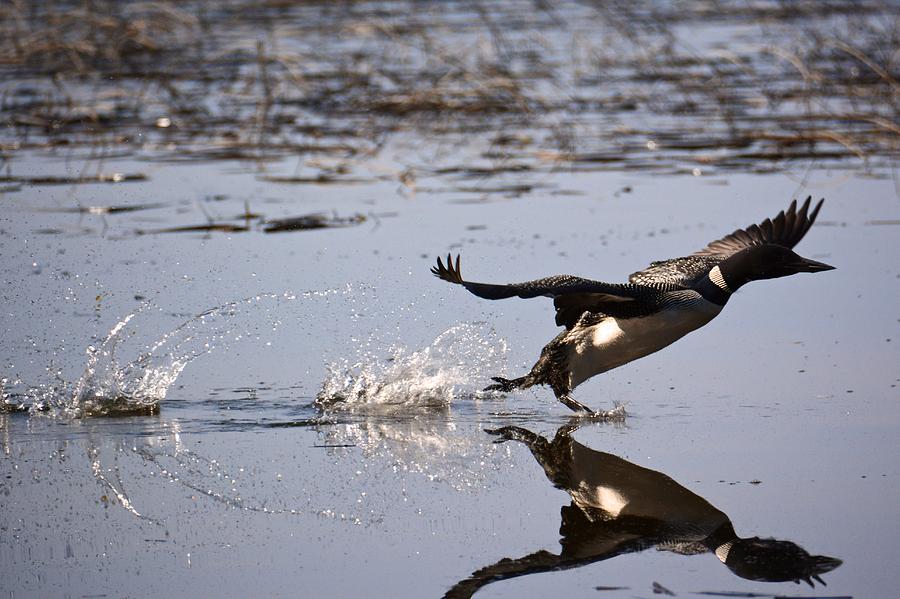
[1,0,898,181]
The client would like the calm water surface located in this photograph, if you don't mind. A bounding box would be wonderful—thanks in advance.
[3,159,897,597]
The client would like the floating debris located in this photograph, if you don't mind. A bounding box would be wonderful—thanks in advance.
[39,203,166,215]
[428,164,533,178]
[450,183,552,195]
[263,213,366,233]
[652,581,677,596]
[260,174,374,185]
[138,223,250,235]
[0,173,148,185]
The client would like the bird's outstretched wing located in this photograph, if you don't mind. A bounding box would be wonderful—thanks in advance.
[432,254,633,300]
[694,196,824,256]
[432,254,667,329]
[629,196,824,287]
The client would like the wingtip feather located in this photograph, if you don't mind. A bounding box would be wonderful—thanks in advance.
[808,197,824,225]
[431,253,465,285]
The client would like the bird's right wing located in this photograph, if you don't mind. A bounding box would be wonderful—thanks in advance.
[431,254,637,301]
[432,254,666,329]
[551,292,663,329]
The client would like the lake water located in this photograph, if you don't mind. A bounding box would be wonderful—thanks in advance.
[2,2,899,597]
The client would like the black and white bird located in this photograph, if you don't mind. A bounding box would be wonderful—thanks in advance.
[431,197,834,415]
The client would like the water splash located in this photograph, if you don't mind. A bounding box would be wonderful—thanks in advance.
[313,322,514,492]
[5,292,322,417]
[316,322,509,412]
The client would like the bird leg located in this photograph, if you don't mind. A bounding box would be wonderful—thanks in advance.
[558,394,596,415]
[558,395,626,421]
[484,426,544,447]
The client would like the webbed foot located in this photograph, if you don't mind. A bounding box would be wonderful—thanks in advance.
[483,376,526,393]
[558,396,626,421]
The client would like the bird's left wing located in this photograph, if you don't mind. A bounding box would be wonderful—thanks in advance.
[629,196,824,287]
[692,196,824,258]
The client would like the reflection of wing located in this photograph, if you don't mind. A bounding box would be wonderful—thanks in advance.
[443,504,659,599]
[432,255,671,329]
[443,546,628,599]
[629,197,824,287]
[443,549,569,599]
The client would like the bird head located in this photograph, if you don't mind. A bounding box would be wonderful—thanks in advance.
[722,536,842,587]
[720,244,834,290]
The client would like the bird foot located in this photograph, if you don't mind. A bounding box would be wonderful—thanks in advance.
[558,394,596,414]
[483,376,525,393]
[558,396,626,421]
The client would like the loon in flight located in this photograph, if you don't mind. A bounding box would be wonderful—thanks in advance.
[431,197,834,415]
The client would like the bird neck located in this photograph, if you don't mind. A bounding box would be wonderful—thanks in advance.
[695,264,733,305]
[717,252,757,292]
[704,521,739,563]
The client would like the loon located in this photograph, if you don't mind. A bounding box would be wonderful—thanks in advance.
[431,197,834,414]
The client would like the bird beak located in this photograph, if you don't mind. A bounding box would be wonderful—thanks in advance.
[793,256,835,273]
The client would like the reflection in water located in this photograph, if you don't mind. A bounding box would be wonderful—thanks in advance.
[446,423,842,598]
[319,410,511,494]
[2,413,370,527]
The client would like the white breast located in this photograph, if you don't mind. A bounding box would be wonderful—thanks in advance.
[566,292,723,390]
[573,484,629,517]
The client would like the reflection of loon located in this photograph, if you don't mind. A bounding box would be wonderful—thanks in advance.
[432,198,833,414]
[445,423,841,598]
